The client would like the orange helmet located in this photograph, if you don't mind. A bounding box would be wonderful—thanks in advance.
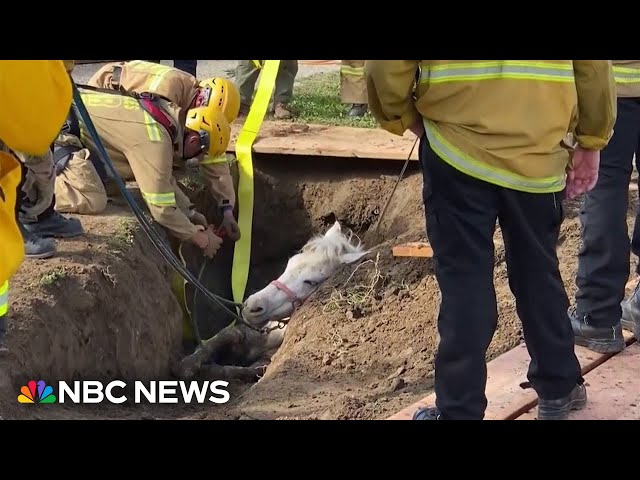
[184,106,231,158]
[197,77,240,123]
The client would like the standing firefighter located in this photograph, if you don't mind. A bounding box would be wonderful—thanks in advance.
[569,60,640,351]
[366,60,616,420]
[0,60,73,354]
[13,58,84,253]
[235,60,298,119]
[340,60,368,117]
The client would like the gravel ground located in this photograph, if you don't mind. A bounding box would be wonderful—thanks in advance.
[71,60,339,85]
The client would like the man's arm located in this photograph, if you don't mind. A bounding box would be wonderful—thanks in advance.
[199,154,236,212]
[124,140,203,242]
[365,60,421,136]
[572,60,617,150]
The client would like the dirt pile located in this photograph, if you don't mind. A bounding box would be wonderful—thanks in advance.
[0,206,184,419]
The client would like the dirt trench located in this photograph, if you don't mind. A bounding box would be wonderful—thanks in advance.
[2,154,637,420]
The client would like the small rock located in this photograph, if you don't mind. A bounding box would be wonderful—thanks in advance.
[346,310,354,321]
[322,354,332,366]
[390,377,406,392]
[370,382,379,389]
[387,366,406,380]
[140,412,155,420]
[239,415,254,420]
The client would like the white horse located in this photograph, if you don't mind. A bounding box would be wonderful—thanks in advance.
[175,221,369,380]
[241,221,369,366]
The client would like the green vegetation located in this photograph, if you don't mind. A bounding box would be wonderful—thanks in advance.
[290,72,377,128]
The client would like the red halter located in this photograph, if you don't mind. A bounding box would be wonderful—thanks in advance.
[270,280,303,312]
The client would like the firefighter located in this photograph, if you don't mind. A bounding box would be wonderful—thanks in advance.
[1,60,74,354]
[366,60,616,421]
[569,60,640,352]
[235,60,298,119]
[13,58,84,252]
[53,88,239,253]
[86,60,240,126]
[340,60,368,117]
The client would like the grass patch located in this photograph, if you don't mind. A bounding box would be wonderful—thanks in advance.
[39,267,68,286]
[290,72,377,128]
[107,218,136,253]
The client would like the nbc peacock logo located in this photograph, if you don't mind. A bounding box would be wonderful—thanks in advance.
[18,380,57,404]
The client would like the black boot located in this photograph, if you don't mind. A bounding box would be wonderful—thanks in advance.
[568,306,625,353]
[347,104,367,117]
[621,281,640,337]
[0,315,8,355]
[412,407,443,420]
[537,383,587,420]
[20,211,84,238]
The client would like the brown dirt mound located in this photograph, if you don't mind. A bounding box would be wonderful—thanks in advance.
[0,205,184,419]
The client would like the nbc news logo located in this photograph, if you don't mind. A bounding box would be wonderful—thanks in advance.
[17,379,230,404]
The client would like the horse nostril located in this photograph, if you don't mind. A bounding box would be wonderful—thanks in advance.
[250,307,264,314]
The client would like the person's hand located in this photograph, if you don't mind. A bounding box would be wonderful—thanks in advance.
[221,208,241,241]
[187,209,208,228]
[409,117,425,138]
[565,147,600,200]
[189,227,223,258]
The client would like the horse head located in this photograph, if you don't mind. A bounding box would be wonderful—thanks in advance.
[242,221,369,327]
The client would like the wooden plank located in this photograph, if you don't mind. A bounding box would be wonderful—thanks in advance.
[516,342,640,420]
[386,331,635,420]
[392,242,433,258]
[227,121,419,161]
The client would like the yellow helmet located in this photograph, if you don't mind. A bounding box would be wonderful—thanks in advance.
[198,77,240,123]
[184,106,231,158]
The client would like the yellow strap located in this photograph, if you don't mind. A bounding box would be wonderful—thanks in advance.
[252,60,263,70]
[232,60,281,306]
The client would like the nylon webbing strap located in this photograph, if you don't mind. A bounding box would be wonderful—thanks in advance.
[232,60,280,307]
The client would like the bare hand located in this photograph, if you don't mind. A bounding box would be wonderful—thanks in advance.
[221,209,241,241]
[409,118,425,138]
[202,226,224,257]
[565,147,600,200]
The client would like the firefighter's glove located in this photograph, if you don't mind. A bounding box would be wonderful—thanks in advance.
[187,209,208,228]
[221,208,241,241]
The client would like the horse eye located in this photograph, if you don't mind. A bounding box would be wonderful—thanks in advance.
[304,280,319,287]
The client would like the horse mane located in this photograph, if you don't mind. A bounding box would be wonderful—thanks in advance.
[299,226,364,263]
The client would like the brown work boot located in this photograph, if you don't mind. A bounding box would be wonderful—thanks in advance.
[273,103,291,119]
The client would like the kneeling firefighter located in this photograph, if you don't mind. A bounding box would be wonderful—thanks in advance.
[53,86,237,257]
[55,60,242,241]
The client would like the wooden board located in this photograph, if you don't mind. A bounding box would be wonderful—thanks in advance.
[392,242,433,258]
[227,121,419,161]
[516,342,640,420]
[386,331,635,420]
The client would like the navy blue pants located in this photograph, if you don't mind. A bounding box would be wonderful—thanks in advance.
[147,60,197,77]
[574,98,640,327]
[419,134,583,419]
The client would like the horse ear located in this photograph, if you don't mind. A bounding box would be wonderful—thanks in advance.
[325,221,342,237]
[339,250,369,264]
